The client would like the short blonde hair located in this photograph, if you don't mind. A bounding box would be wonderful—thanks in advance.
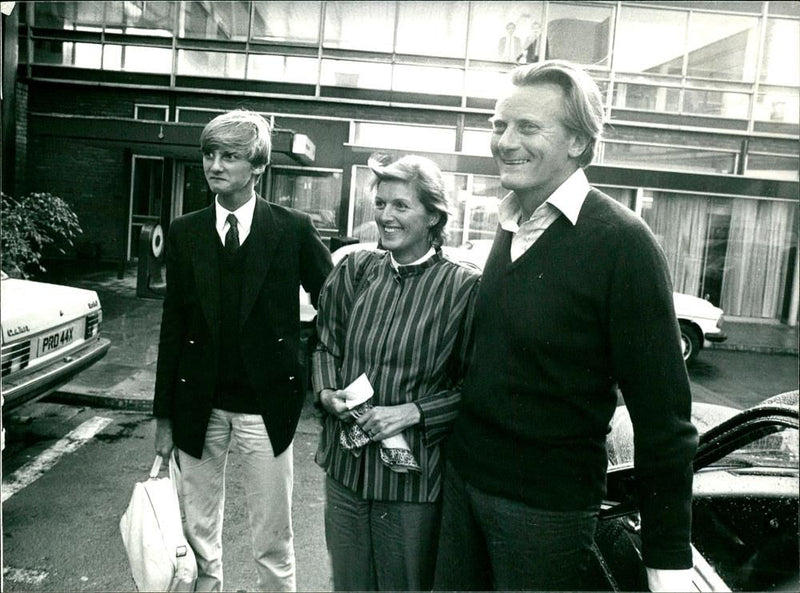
[510,60,604,167]
[200,109,272,168]
[368,153,450,247]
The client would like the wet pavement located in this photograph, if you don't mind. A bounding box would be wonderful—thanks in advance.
[46,265,799,412]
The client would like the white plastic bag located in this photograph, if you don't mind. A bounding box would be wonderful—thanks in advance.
[120,453,197,591]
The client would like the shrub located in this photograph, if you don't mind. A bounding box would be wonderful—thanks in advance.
[1,192,82,278]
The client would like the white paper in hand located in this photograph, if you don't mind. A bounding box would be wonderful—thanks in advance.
[344,373,374,409]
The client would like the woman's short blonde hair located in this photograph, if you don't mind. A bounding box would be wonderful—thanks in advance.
[368,153,450,247]
[510,60,604,167]
[200,109,272,168]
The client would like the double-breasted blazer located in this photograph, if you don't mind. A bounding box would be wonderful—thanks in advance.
[153,197,333,458]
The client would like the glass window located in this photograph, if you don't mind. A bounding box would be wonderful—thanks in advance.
[104,1,174,36]
[754,86,800,124]
[250,1,321,44]
[176,108,225,124]
[179,1,250,41]
[323,1,395,52]
[129,156,164,259]
[392,64,464,97]
[320,59,392,89]
[33,1,104,30]
[642,192,796,319]
[463,175,503,241]
[760,18,800,86]
[462,128,492,156]
[270,168,342,232]
[350,165,380,241]
[445,174,470,246]
[103,45,172,73]
[598,186,636,210]
[352,122,456,153]
[613,83,681,112]
[248,54,318,84]
[467,1,544,63]
[686,12,759,81]
[177,49,246,78]
[746,154,800,181]
[34,40,103,68]
[465,68,508,100]
[615,6,686,75]
[395,1,468,58]
[683,86,750,119]
[31,39,74,66]
[135,105,169,121]
[546,2,613,67]
[602,142,737,174]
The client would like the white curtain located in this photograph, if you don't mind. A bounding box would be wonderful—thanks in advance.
[721,199,797,318]
[646,193,709,297]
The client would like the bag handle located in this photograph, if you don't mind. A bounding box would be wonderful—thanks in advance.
[149,451,181,482]
[149,456,163,478]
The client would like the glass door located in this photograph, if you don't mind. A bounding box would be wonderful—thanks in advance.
[175,162,214,217]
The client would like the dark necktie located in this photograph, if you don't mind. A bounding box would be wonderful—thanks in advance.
[225,213,239,255]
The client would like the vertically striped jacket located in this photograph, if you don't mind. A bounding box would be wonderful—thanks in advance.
[312,249,479,502]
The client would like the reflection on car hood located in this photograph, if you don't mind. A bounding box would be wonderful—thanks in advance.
[1,278,101,343]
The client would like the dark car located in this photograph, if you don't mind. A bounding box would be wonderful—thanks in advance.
[593,390,798,591]
[1,272,111,415]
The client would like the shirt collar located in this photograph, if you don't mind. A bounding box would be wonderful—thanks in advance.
[498,168,590,231]
[389,246,436,270]
[215,193,256,234]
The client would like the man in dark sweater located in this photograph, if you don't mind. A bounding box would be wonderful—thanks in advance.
[434,61,698,591]
[153,110,332,591]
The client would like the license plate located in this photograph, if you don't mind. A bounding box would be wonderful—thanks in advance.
[38,323,78,356]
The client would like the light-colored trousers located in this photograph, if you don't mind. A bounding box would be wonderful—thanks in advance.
[178,409,296,592]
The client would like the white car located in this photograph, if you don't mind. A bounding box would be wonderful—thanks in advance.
[303,239,727,362]
[1,271,111,414]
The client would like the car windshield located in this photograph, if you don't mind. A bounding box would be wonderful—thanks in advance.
[707,426,799,471]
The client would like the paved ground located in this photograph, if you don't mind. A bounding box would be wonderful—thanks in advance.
[49,265,798,412]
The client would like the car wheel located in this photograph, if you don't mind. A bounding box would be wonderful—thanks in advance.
[679,322,701,364]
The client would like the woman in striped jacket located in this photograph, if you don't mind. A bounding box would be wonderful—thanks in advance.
[311,154,479,591]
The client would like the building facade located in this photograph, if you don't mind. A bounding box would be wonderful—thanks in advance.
[2,1,799,324]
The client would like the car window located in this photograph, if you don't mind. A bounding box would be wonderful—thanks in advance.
[693,424,798,591]
[706,426,799,471]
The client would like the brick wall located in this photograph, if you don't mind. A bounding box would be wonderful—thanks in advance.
[26,135,126,264]
[14,81,27,196]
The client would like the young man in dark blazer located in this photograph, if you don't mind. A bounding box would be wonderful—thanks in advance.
[153,109,332,591]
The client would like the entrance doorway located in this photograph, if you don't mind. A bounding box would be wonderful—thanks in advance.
[174,162,214,218]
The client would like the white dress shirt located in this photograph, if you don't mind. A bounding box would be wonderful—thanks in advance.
[214,194,256,246]
[497,168,590,262]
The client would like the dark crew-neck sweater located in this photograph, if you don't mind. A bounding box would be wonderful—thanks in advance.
[448,189,698,569]
[214,239,259,412]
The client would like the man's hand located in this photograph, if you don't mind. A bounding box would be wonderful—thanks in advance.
[357,403,421,441]
[319,389,352,422]
[154,418,175,458]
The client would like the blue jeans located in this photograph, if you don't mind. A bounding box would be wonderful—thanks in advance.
[324,476,441,591]
[433,462,598,591]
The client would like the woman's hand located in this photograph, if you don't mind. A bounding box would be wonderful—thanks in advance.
[319,389,352,422]
[357,403,421,441]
